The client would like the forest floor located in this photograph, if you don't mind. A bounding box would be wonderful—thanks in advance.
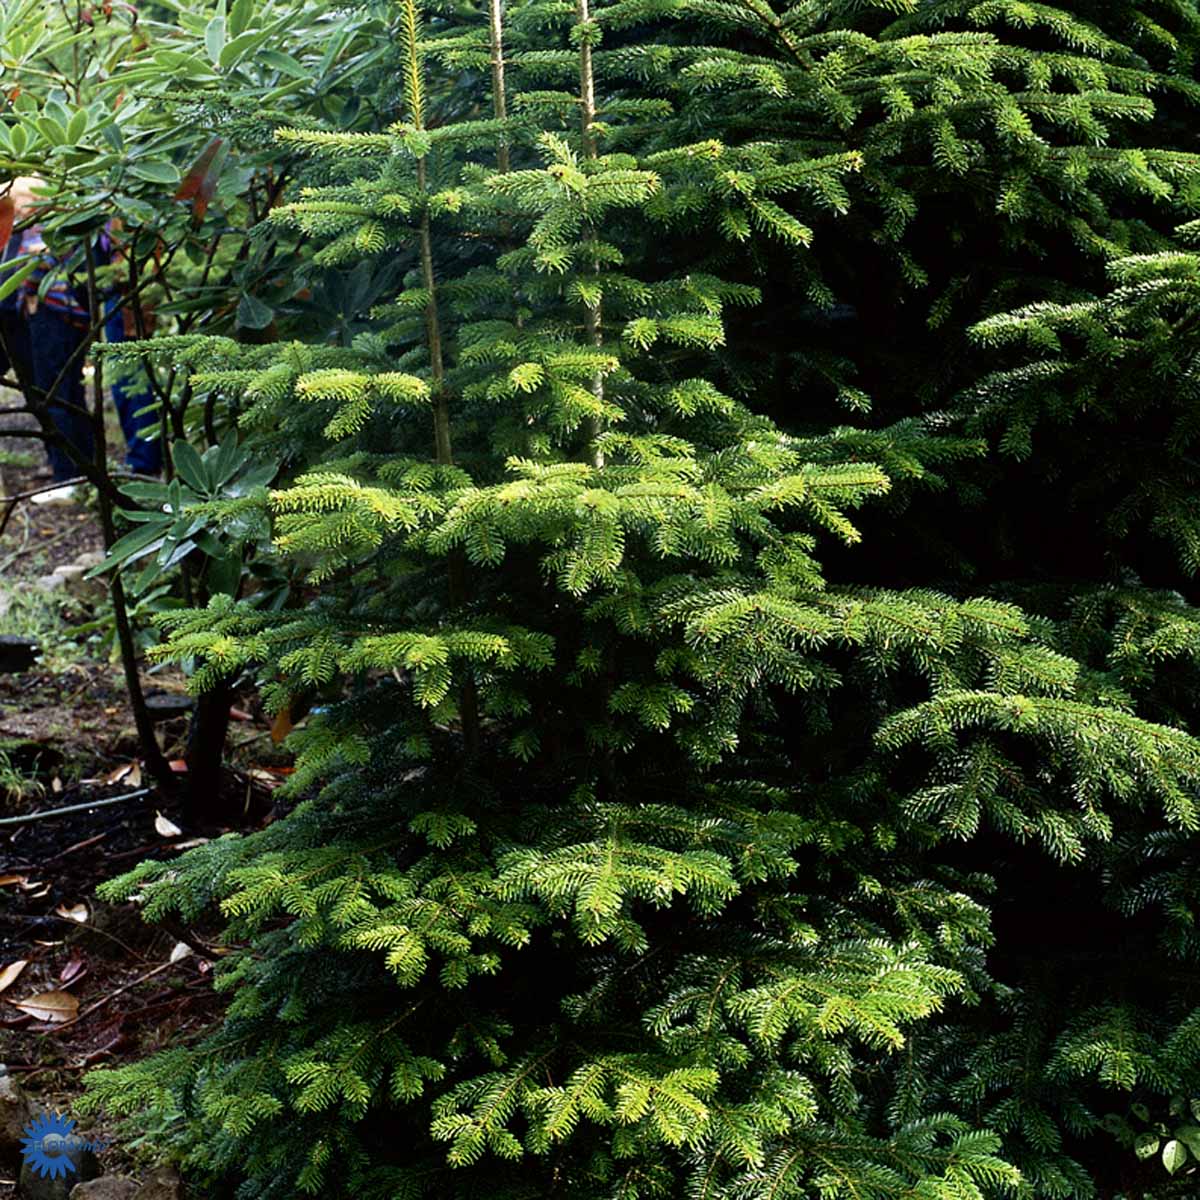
[0,404,284,1191]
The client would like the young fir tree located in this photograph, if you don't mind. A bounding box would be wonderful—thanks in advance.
[85,1,1200,1197]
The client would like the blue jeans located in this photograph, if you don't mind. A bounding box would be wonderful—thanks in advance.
[28,308,93,483]
[105,304,162,475]
[0,303,161,482]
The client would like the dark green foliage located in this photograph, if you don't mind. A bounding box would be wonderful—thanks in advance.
[82,1,1200,1197]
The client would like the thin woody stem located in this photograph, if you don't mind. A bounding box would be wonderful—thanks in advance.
[489,0,511,174]
[417,159,452,467]
[401,0,451,466]
[83,241,172,791]
[577,0,598,160]
[577,0,604,470]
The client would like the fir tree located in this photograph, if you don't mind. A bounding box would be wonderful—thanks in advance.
[83,1,1200,1197]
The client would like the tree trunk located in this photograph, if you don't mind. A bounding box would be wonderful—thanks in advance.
[185,682,233,822]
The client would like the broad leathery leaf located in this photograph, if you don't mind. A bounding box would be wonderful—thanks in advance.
[229,0,254,37]
[205,15,226,65]
[226,462,275,495]
[102,522,170,572]
[120,481,171,505]
[35,116,66,146]
[65,108,87,144]
[206,432,247,489]
[160,537,199,570]
[206,551,242,597]
[0,960,27,994]
[236,292,274,330]
[1175,1124,1200,1155]
[1135,1132,1160,1160]
[129,159,181,186]
[11,990,79,1023]
[1163,1139,1188,1175]
[220,29,271,69]
[173,440,208,493]
[259,49,311,79]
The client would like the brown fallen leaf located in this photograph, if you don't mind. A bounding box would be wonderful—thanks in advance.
[172,837,210,850]
[16,879,43,891]
[245,767,289,789]
[0,960,27,994]
[97,761,141,787]
[78,1017,128,1065]
[59,953,86,985]
[28,887,49,899]
[154,812,183,838]
[54,902,89,924]
[0,875,27,888]
[271,706,293,744]
[11,989,79,1023]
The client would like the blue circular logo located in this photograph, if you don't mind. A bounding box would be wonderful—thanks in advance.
[19,1110,80,1179]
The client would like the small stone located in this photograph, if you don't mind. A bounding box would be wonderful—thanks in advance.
[70,1180,138,1200]
[34,573,66,594]
[0,1065,33,1174]
[50,564,106,605]
[29,485,80,507]
[17,1145,99,1200]
[73,551,106,570]
[131,1166,185,1200]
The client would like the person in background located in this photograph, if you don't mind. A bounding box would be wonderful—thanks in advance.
[14,214,94,485]
[0,178,34,427]
[104,271,163,476]
[0,176,161,490]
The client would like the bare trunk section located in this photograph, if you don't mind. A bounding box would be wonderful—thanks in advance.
[489,0,510,175]
[577,0,605,469]
[186,683,233,817]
